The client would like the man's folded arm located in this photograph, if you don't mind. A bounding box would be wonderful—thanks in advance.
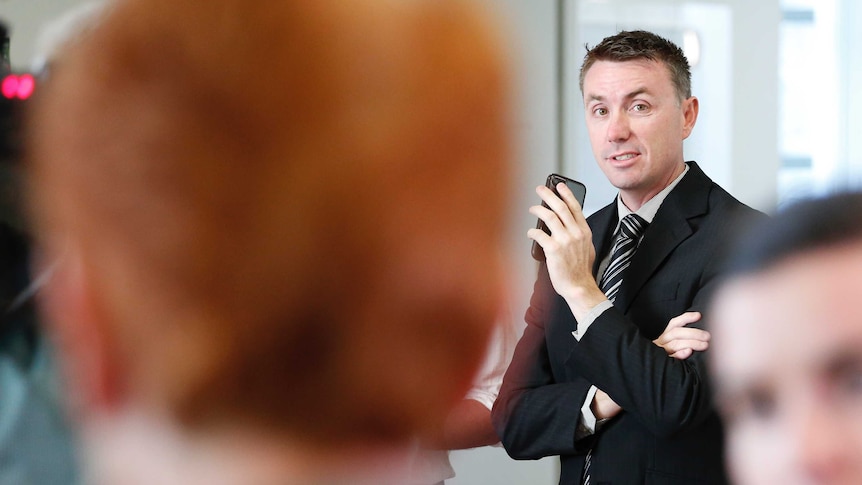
[572,305,714,437]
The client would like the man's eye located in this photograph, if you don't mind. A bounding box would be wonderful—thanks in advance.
[834,363,862,396]
[747,390,777,419]
[593,107,608,116]
[823,354,862,399]
[722,389,776,424]
[632,104,649,112]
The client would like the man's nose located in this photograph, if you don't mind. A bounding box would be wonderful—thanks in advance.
[789,400,848,483]
[606,111,631,143]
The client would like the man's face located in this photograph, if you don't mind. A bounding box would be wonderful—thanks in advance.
[582,59,697,208]
[711,243,862,485]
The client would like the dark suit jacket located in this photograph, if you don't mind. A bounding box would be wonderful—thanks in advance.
[492,162,762,484]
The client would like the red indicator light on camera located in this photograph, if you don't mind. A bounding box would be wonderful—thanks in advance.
[2,74,35,100]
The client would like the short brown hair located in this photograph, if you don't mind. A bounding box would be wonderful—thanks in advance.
[579,30,692,101]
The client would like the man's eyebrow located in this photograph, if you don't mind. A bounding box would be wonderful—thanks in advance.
[585,87,650,104]
[626,88,650,99]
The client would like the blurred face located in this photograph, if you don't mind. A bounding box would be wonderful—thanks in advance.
[711,242,862,485]
[582,59,697,209]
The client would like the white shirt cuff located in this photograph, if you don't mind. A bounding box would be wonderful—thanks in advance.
[571,300,613,341]
[575,386,600,439]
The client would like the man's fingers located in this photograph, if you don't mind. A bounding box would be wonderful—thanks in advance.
[530,186,591,251]
[655,311,705,345]
[536,186,578,236]
[669,348,694,360]
[667,311,702,330]
[556,182,584,211]
[555,182,590,231]
[664,327,711,343]
[529,200,567,236]
[661,338,710,357]
[536,185,568,215]
[654,328,711,349]
[669,338,709,351]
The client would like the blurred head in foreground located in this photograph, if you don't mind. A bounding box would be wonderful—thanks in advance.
[710,192,862,485]
[27,0,511,482]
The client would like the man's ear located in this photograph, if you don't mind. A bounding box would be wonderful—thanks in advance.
[40,248,124,418]
[681,96,699,140]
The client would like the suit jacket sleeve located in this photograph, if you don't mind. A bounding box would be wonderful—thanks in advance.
[570,257,721,438]
[492,222,720,458]
[491,264,593,459]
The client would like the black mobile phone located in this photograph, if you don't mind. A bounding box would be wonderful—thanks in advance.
[531,173,587,261]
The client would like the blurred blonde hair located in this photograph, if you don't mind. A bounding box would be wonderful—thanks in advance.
[28,0,511,446]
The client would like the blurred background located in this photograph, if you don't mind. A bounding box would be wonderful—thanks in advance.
[2,0,858,482]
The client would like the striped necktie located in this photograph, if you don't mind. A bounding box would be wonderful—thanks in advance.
[598,213,648,302]
[582,213,648,485]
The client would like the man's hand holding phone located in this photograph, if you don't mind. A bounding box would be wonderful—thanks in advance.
[531,174,586,261]
[528,174,608,319]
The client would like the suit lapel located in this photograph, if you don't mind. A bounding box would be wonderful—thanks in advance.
[613,162,713,313]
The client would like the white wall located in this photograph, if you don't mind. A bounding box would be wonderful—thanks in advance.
[727,0,781,211]
[1,0,91,70]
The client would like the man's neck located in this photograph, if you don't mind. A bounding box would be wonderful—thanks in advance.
[620,162,688,213]
[82,409,418,485]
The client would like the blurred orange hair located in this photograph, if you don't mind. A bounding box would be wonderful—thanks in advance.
[28,0,512,446]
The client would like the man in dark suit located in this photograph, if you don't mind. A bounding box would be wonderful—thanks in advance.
[492,30,761,484]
